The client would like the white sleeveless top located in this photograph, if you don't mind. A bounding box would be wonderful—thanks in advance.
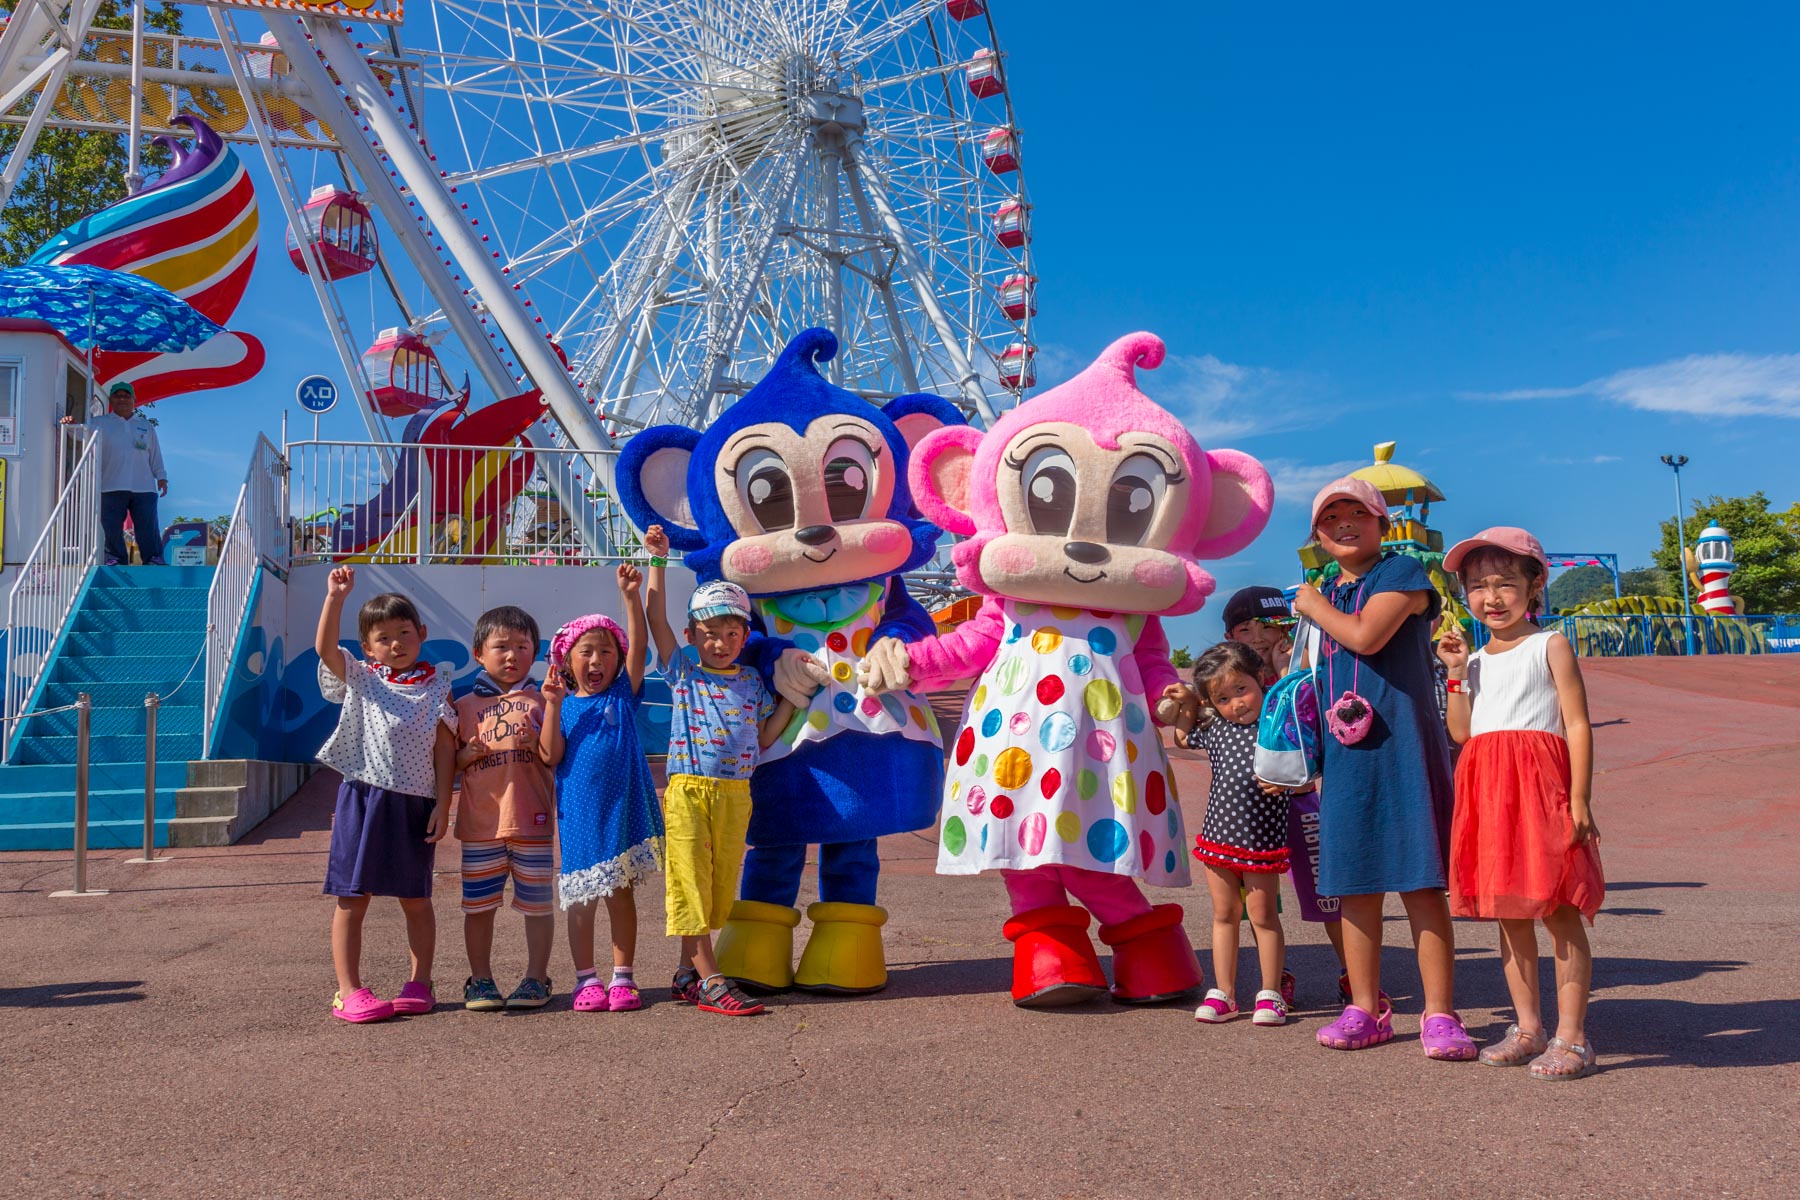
[1467,628,1563,738]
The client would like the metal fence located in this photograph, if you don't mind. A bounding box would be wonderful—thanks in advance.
[1528,614,1800,657]
[3,437,102,761]
[284,440,642,567]
[203,435,287,756]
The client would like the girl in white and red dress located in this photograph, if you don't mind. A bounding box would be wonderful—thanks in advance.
[1184,641,1290,1028]
[1439,526,1605,1081]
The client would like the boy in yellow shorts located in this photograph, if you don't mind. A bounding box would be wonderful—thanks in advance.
[644,526,799,1016]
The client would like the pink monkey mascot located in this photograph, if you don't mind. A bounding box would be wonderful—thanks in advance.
[859,332,1273,1008]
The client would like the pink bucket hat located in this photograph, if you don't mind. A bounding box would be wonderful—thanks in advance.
[1444,526,1550,578]
[549,613,628,671]
[1309,476,1388,530]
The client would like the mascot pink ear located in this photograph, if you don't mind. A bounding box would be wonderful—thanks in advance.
[909,425,984,537]
[1192,449,1274,559]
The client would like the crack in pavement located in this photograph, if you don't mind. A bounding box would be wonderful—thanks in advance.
[649,1018,810,1199]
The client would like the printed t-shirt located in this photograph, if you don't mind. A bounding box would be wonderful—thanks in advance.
[659,645,774,781]
[453,685,554,840]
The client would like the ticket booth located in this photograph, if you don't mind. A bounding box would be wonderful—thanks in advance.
[0,322,97,573]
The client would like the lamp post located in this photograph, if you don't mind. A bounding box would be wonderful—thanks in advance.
[1660,454,1697,655]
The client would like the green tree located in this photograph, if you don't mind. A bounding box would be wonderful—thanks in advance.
[1620,566,1673,598]
[1169,646,1193,670]
[1653,491,1800,613]
[1547,564,1615,611]
[0,1,184,266]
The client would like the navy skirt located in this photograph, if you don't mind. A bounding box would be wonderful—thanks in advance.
[323,778,437,898]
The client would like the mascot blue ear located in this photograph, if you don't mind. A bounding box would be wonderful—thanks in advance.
[617,424,709,552]
[884,392,968,450]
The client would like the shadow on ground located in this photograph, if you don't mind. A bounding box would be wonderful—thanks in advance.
[0,980,144,1007]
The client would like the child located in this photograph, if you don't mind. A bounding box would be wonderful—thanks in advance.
[452,605,556,1012]
[1220,585,1296,683]
[643,525,799,1017]
[1291,478,1468,1058]
[1440,527,1605,1080]
[1186,642,1291,1027]
[314,567,456,1024]
[538,567,664,1013]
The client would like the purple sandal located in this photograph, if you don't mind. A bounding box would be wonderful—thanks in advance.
[1421,1011,1478,1061]
[1317,1000,1393,1050]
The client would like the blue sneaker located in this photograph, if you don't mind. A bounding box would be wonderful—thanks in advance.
[463,976,504,1012]
[506,976,552,1010]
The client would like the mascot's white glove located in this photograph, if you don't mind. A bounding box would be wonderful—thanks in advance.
[857,637,913,696]
[774,648,831,710]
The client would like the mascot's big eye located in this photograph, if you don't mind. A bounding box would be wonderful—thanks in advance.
[1107,454,1169,546]
[1021,446,1077,536]
[822,438,876,522]
[734,447,795,531]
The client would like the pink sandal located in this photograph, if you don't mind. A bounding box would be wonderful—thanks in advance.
[1317,999,1393,1050]
[332,987,395,1024]
[572,979,610,1012]
[1420,1011,1478,1061]
[607,981,643,1012]
[390,980,435,1016]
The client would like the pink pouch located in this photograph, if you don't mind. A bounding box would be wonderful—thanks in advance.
[1325,579,1374,746]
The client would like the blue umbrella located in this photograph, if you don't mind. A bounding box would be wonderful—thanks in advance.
[0,262,223,352]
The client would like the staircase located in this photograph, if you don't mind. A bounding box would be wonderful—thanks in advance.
[0,565,211,850]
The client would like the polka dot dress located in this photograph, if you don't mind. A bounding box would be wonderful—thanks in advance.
[937,600,1189,887]
[1193,718,1290,874]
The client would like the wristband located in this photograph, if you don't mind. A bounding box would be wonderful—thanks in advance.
[648,556,667,567]
[1445,678,1466,694]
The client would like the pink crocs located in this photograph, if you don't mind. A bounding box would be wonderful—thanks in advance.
[572,979,610,1012]
[390,980,435,1016]
[332,987,395,1024]
[1317,1000,1394,1050]
[607,981,643,1012]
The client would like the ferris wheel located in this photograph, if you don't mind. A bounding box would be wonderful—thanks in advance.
[378,0,1038,436]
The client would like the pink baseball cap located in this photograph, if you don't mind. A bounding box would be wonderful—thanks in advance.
[1309,477,1388,530]
[1444,526,1549,578]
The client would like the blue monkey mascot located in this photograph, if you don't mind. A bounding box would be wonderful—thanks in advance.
[618,328,964,993]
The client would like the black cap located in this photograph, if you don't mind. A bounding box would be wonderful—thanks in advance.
[1221,585,1291,631]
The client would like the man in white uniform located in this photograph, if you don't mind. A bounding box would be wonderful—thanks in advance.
[62,381,169,565]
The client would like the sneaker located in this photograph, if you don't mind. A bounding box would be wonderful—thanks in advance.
[1193,988,1239,1023]
[463,976,505,1012]
[1280,968,1296,1007]
[1252,989,1289,1026]
[332,987,395,1024]
[572,978,609,1012]
[672,966,703,1005]
[696,975,766,1016]
[506,976,552,1010]
[391,980,435,1015]
[607,980,643,1012]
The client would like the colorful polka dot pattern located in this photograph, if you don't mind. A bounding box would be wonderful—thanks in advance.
[757,584,942,765]
[937,601,1188,886]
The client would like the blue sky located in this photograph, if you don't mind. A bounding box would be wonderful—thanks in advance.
[149,2,1800,651]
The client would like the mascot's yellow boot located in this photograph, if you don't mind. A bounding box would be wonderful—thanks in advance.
[794,902,889,994]
[715,900,802,992]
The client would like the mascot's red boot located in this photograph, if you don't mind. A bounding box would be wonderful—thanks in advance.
[1002,904,1108,1007]
[1099,903,1205,1003]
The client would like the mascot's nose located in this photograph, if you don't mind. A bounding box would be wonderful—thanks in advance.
[795,525,837,547]
[1064,541,1111,564]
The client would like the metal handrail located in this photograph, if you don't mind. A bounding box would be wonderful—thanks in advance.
[3,436,102,762]
[202,435,286,757]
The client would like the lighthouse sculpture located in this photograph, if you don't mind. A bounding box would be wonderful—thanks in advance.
[1692,524,1738,616]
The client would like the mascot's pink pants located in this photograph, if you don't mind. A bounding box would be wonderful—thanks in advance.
[1002,865,1152,926]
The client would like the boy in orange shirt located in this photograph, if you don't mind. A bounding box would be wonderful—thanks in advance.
[453,605,557,1011]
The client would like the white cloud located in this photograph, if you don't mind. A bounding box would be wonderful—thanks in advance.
[1539,454,1622,465]
[1033,343,1313,441]
[1481,353,1800,418]
[1262,458,1365,505]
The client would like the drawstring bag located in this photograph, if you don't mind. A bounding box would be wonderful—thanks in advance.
[1254,617,1323,789]
[1324,578,1375,745]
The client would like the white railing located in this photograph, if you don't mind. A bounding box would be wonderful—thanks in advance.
[4,437,103,762]
[285,439,640,567]
[202,435,286,757]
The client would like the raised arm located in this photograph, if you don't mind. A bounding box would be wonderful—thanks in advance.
[1547,632,1598,844]
[1292,585,1428,656]
[1437,625,1472,744]
[617,563,649,693]
[537,669,568,767]
[315,565,354,681]
[642,525,679,666]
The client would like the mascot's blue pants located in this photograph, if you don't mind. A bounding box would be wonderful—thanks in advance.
[740,839,881,908]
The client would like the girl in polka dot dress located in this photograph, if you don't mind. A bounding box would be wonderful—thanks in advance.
[1184,641,1291,1027]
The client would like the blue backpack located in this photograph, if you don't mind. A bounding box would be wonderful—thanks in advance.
[1255,619,1322,789]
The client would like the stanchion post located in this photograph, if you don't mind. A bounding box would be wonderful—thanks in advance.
[51,694,108,898]
[128,692,167,865]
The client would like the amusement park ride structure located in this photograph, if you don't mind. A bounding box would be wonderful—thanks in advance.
[0,0,1039,564]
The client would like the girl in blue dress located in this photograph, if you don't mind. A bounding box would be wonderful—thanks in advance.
[1291,478,1471,1060]
[539,567,664,1013]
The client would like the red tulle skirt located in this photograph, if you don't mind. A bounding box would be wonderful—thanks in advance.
[1449,730,1605,922]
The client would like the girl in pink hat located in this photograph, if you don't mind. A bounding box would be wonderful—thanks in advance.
[1291,477,1470,1059]
[537,567,665,1013]
[1438,526,1604,1080]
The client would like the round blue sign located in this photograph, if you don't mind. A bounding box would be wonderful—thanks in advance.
[296,374,339,414]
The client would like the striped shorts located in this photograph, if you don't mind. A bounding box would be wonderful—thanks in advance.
[460,838,555,916]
